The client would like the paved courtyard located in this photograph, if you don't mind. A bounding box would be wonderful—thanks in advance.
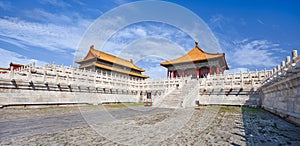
[0,105,299,145]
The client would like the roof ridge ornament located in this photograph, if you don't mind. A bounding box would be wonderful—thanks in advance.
[90,45,94,50]
[195,41,199,48]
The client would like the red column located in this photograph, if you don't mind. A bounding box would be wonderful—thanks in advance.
[181,69,185,77]
[173,71,175,78]
[199,68,201,78]
[196,68,200,78]
[209,67,213,75]
[216,66,220,74]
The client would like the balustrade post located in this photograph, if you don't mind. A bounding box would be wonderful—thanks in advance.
[286,56,291,65]
[292,50,298,62]
[240,71,243,88]
[273,68,277,75]
[94,70,97,84]
[43,65,47,84]
[32,62,36,72]
[53,64,56,73]
[210,75,213,87]
[231,74,234,88]
[9,66,14,81]
[61,64,64,70]
[66,74,69,85]
[83,69,88,83]
[27,69,32,82]
[254,69,261,81]
[55,73,59,85]
[76,69,80,86]
[277,65,281,75]
[281,61,285,68]
[224,74,227,88]
[20,66,24,72]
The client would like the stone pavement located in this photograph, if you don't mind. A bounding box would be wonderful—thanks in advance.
[0,105,172,141]
[242,108,300,145]
[0,106,299,145]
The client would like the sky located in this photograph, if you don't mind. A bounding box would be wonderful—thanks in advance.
[0,0,299,79]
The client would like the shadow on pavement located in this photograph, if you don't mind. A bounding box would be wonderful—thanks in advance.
[241,107,300,145]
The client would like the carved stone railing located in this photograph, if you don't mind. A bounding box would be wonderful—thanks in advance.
[262,50,299,86]
[258,50,300,125]
[197,70,269,93]
[0,63,186,96]
[0,61,270,97]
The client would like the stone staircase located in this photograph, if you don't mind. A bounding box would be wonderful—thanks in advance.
[182,80,199,108]
[155,79,198,108]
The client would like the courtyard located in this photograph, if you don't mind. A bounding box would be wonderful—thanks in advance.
[0,104,299,145]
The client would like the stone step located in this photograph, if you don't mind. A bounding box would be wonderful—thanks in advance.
[156,80,198,108]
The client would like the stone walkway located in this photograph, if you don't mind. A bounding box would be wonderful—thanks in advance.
[0,105,299,145]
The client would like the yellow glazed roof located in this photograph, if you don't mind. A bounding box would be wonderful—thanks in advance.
[160,43,229,69]
[76,45,145,72]
[79,62,149,78]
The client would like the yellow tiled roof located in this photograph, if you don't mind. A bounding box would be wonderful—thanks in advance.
[160,45,229,69]
[76,45,145,72]
[79,62,149,78]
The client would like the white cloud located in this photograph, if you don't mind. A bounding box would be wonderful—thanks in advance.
[0,48,47,67]
[79,22,195,79]
[82,37,177,79]
[0,1,12,10]
[119,37,187,79]
[118,37,186,62]
[209,14,224,24]
[39,0,71,7]
[0,36,29,50]
[73,0,85,6]
[231,39,279,67]
[257,19,265,25]
[75,15,128,60]
[133,54,169,79]
[76,1,222,61]
[25,9,73,24]
[111,25,148,39]
[224,68,249,74]
[0,15,92,52]
[209,14,229,30]
[144,65,167,79]
[112,0,131,5]
[76,22,194,62]
[101,22,194,52]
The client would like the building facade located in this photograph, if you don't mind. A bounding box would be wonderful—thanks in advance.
[160,42,229,78]
[76,45,149,79]
[0,62,25,74]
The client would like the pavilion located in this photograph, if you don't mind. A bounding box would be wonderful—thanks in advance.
[160,42,229,78]
[75,45,149,79]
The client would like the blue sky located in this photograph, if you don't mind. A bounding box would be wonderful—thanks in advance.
[0,0,299,78]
